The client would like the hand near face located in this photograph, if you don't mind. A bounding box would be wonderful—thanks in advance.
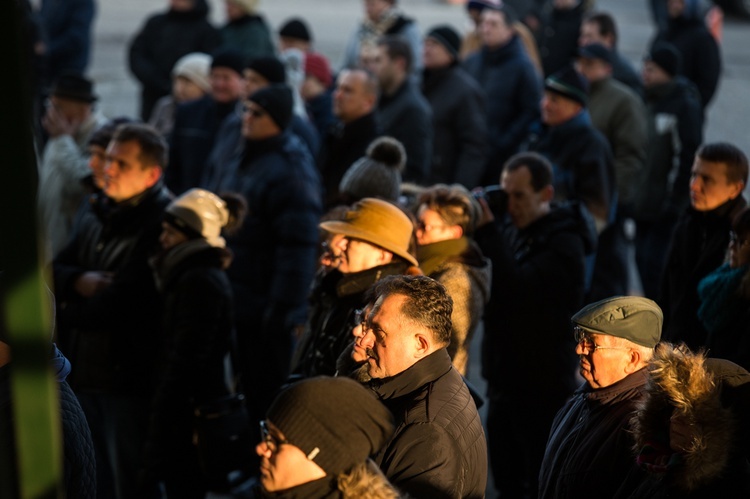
[73,271,114,298]
[42,104,79,138]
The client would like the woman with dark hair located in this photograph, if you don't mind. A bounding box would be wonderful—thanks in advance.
[697,207,750,371]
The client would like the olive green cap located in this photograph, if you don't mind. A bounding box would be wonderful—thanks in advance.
[572,296,663,348]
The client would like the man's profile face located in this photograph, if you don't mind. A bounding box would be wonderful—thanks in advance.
[501,166,548,229]
[579,21,603,47]
[333,70,372,122]
[423,37,453,70]
[243,69,270,97]
[371,45,398,90]
[104,140,159,202]
[689,158,744,212]
[210,67,244,104]
[575,57,610,84]
[241,100,280,141]
[356,294,420,379]
[541,90,582,127]
[333,237,388,274]
[641,60,671,88]
[575,332,631,389]
[479,10,513,49]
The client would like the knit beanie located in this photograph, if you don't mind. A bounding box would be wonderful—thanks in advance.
[164,188,230,248]
[544,65,589,107]
[339,136,405,204]
[266,376,394,476]
[646,42,682,77]
[245,56,287,84]
[427,25,461,61]
[211,48,246,76]
[279,18,312,42]
[248,84,293,130]
[172,52,212,93]
[228,0,259,14]
[304,52,333,88]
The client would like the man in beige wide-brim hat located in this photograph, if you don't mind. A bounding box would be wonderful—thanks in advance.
[292,197,420,378]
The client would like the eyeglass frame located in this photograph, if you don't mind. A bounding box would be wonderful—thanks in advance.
[573,326,632,353]
[353,308,387,340]
[259,420,289,454]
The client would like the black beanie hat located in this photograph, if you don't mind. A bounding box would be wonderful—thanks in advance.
[647,42,682,77]
[248,84,294,130]
[427,25,461,61]
[246,56,287,84]
[545,65,589,107]
[267,376,395,475]
[279,18,312,42]
[211,48,246,76]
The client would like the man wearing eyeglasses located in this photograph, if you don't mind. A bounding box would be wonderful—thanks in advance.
[538,295,662,499]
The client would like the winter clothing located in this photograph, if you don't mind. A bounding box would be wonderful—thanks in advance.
[128,0,221,120]
[249,84,294,130]
[377,79,433,184]
[279,18,311,42]
[573,296,663,348]
[611,50,644,96]
[475,202,596,497]
[164,188,230,248]
[338,136,404,205]
[421,64,487,189]
[304,52,333,88]
[538,368,650,499]
[660,195,747,350]
[537,1,584,77]
[368,349,488,499]
[463,35,541,185]
[317,112,379,208]
[649,42,682,78]
[220,14,275,63]
[426,25,462,60]
[545,65,588,107]
[173,52,212,91]
[211,47,246,76]
[39,0,95,81]
[627,344,750,498]
[49,71,97,102]
[416,238,491,375]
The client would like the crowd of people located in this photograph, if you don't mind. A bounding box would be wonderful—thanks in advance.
[3,0,750,497]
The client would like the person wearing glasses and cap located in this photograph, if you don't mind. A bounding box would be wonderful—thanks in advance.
[243,376,400,498]
[538,295,662,499]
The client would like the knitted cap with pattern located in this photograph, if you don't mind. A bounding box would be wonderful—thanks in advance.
[339,136,405,205]
[266,376,394,475]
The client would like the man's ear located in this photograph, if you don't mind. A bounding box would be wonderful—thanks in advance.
[145,166,163,187]
[414,333,430,358]
[624,348,642,374]
[729,181,745,200]
[540,184,554,203]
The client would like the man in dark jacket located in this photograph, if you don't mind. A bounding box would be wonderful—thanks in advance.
[39,0,95,83]
[652,0,721,111]
[539,296,662,499]
[633,43,703,299]
[537,0,585,77]
[660,142,748,350]
[53,123,171,499]
[350,275,488,499]
[464,4,541,186]
[317,68,380,208]
[128,0,220,120]
[373,35,432,184]
[223,84,322,429]
[167,48,245,195]
[421,25,486,188]
[474,152,596,499]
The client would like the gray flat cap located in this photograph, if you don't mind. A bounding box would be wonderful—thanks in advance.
[572,296,663,348]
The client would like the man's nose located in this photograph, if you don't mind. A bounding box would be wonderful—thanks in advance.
[256,441,271,457]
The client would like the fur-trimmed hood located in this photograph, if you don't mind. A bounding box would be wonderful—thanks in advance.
[631,343,750,494]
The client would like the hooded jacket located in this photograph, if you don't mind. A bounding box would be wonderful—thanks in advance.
[627,344,750,498]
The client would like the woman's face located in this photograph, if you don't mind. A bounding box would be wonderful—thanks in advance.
[159,222,189,250]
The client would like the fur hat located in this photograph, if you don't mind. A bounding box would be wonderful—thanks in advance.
[426,25,462,61]
[227,0,259,14]
[319,198,418,266]
[50,71,97,103]
[266,376,394,476]
[279,18,312,42]
[544,65,589,107]
[211,48,246,76]
[572,296,663,348]
[304,52,332,87]
[172,52,212,92]
[164,188,230,248]
[246,56,286,84]
[646,42,682,77]
[248,84,293,130]
[339,137,405,204]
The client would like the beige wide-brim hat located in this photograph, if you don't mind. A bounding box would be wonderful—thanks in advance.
[320,198,418,266]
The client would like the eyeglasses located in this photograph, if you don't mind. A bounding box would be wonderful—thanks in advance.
[416,219,448,232]
[242,102,266,118]
[259,420,288,454]
[574,326,631,353]
[353,308,385,339]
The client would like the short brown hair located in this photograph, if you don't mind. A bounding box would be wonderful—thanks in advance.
[417,184,478,235]
[112,123,168,169]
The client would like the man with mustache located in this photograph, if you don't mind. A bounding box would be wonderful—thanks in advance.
[538,295,662,499]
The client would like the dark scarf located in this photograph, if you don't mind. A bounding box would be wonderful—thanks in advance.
[697,263,749,334]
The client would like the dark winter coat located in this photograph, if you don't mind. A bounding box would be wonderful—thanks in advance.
[53,183,171,395]
[39,0,95,80]
[537,2,584,77]
[627,344,750,498]
[475,203,596,398]
[369,349,488,499]
[317,112,379,208]
[167,95,239,195]
[128,0,220,120]
[376,80,433,184]
[660,195,747,350]
[306,90,337,142]
[632,77,703,222]
[292,262,412,378]
[421,65,487,188]
[611,50,643,96]
[463,35,541,184]
[538,368,650,499]
[219,14,275,63]
[653,11,721,109]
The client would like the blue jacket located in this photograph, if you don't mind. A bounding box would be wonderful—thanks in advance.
[40,0,95,80]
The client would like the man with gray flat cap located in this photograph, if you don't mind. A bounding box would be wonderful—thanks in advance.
[539,296,662,499]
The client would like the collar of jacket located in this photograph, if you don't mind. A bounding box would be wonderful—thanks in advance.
[417,237,472,275]
[336,111,378,139]
[335,261,410,297]
[687,194,747,224]
[95,181,169,223]
[242,132,287,164]
[421,64,457,93]
[378,79,410,108]
[577,366,649,405]
[368,348,453,401]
